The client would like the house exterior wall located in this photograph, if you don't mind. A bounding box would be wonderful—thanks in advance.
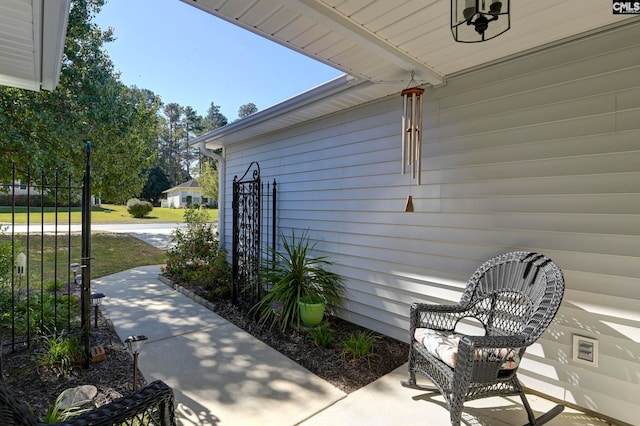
[162,189,206,208]
[220,24,640,424]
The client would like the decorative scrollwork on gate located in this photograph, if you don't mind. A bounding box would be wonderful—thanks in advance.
[232,162,262,312]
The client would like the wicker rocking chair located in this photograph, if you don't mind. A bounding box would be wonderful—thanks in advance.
[0,379,176,426]
[402,252,565,425]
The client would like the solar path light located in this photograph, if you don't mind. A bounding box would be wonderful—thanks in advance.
[124,335,148,390]
[90,292,105,328]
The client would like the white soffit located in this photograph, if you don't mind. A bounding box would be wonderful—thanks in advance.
[183,0,637,86]
[184,0,639,147]
[0,0,70,91]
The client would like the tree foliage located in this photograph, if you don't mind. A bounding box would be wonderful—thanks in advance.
[0,0,258,204]
[238,102,258,119]
[0,0,161,203]
[197,159,219,203]
[204,102,228,131]
[140,166,171,205]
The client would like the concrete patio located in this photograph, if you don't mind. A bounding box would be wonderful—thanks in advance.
[93,265,615,426]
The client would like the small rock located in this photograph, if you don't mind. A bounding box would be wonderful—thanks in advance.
[59,385,98,409]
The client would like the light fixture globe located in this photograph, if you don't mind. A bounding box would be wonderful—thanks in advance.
[124,334,148,390]
[124,334,148,354]
[90,292,105,306]
[452,0,510,43]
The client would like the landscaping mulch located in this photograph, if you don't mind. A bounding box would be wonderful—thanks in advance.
[213,300,409,394]
[2,290,409,419]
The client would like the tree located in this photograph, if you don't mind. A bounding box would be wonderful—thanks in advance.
[197,159,218,204]
[140,166,171,205]
[182,106,204,176]
[203,102,228,131]
[156,103,205,187]
[238,102,258,119]
[0,0,161,203]
[160,103,184,186]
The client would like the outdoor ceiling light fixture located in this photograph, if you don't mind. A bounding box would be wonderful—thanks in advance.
[401,72,424,185]
[451,0,510,43]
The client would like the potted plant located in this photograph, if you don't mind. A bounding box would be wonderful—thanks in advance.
[254,230,344,331]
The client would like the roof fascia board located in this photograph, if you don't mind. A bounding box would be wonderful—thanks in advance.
[40,0,70,90]
[191,73,369,149]
[277,0,444,86]
[31,0,43,91]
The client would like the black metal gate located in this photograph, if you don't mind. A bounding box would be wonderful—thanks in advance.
[1,143,92,364]
[232,162,276,312]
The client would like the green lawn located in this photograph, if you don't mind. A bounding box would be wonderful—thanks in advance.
[1,204,217,280]
[0,204,218,224]
[7,233,167,284]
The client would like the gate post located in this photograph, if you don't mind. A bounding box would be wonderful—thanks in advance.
[81,142,92,367]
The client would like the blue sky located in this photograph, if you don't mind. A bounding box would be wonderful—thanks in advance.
[93,0,343,120]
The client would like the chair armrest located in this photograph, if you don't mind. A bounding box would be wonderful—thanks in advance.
[409,302,468,334]
[455,334,528,380]
[50,380,176,426]
[459,334,528,351]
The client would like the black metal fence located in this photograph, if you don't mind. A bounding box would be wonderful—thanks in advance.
[231,162,277,313]
[1,143,92,363]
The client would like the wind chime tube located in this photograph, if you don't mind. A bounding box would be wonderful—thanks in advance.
[401,93,407,175]
[401,86,425,184]
[407,94,412,170]
[417,90,423,185]
[411,91,417,180]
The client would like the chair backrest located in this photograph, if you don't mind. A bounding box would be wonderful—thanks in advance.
[458,252,565,343]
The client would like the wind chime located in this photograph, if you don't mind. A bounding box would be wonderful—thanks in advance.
[401,73,424,186]
[401,73,424,212]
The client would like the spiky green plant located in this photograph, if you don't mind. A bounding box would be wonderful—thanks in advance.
[43,388,92,423]
[307,322,335,348]
[253,230,344,332]
[36,332,84,376]
[341,331,377,364]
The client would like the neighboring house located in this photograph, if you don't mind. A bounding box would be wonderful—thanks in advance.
[161,179,210,208]
[1,181,43,196]
[188,2,640,424]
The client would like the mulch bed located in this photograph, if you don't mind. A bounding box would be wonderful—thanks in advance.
[212,300,409,394]
[2,310,145,420]
[2,285,409,419]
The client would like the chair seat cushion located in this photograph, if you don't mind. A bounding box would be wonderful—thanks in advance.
[414,328,520,370]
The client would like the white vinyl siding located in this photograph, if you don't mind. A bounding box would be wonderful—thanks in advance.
[220,24,640,424]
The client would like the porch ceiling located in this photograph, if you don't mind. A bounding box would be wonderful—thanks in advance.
[185,0,636,86]
[0,0,70,91]
[185,0,639,148]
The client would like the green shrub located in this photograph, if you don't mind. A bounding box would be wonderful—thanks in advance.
[36,332,84,376]
[1,294,79,336]
[44,279,64,293]
[0,225,21,283]
[308,322,335,348]
[341,331,377,364]
[163,206,232,300]
[0,193,81,208]
[126,199,153,218]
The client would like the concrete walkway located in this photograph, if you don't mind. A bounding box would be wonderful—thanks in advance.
[93,265,612,426]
